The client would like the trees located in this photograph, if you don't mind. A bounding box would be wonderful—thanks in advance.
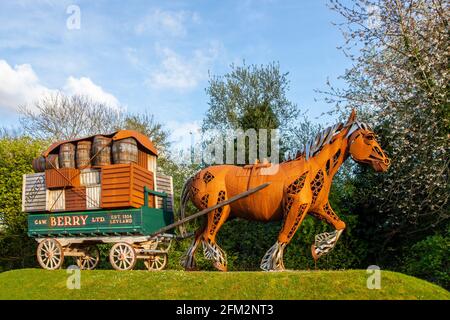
[19,93,123,140]
[122,112,171,155]
[326,0,449,263]
[0,136,47,270]
[203,62,300,162]
[204,62,299,132]
[19,92,171,155]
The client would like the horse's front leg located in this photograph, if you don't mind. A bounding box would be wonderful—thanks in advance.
[310,202,346,261]
[261,194,310,271]
[201,190,230,272]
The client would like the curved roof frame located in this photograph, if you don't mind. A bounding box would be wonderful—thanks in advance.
[42,130,158,157]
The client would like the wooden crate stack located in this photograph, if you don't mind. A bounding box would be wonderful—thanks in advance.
[22,169,103,213]
[101,163,154,209]
[22,131,169,214]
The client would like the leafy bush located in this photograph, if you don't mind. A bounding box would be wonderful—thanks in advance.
[0,136,48,271]
[402,229,450,290]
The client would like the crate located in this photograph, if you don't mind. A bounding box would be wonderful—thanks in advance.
[155,173,174,212]
[86,185,101,209]
[22,173,47,212]
[101,163,155,209]
[80,168,101,186]
[137,149,157,173]
[46,189,65,211]
[65,187,87,211]
[45,168,80,189]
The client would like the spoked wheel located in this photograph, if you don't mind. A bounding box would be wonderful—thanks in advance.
[37,238,64,270]
[76,245,100,270]
[144,254,168,271]
[109,243,136,270]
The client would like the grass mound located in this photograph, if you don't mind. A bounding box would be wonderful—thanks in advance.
[0,268,448,300]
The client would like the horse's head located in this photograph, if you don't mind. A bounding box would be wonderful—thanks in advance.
[345,110,391,172]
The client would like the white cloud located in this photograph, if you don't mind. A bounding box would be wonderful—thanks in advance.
[0,60,52,112]
[64,76,120,108]
[135,9,199,37]
[148,43,221,90]
[0,59,120,113]
[166,120,202,153]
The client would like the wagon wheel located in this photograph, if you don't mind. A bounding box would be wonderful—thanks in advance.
[37,238,64,270]
[144,253,168,271]
[109,243,137,271]
[76,245,100,270]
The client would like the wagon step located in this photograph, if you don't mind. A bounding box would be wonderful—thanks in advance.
[150,182,271,238]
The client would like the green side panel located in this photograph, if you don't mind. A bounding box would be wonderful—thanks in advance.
[141,206,174,235]
[27,207,175,237]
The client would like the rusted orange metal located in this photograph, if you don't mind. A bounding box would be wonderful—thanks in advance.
[65,187,87,211]
[101,163,154,209]
[137,148,148,169]
[45,168,80,189]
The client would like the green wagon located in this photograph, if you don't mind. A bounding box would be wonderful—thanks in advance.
[28,188,175,271]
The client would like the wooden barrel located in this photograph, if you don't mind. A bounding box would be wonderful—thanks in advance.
[76,140,92,169]
[59,143,76,168]
[112,138,138,164]
[32,154,59,172]
[92,136,112,166]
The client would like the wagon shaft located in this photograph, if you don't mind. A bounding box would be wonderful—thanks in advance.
[149,182,272,238]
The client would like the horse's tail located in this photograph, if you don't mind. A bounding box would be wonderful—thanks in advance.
[177,176,194,237]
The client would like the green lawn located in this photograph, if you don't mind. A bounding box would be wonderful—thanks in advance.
[0,269,448,300]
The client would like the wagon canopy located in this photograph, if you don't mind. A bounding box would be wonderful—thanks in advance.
[41,130,158,157]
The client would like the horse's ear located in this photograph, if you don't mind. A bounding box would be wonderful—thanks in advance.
[345,109,357,126]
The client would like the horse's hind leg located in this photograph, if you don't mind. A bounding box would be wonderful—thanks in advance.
[310,202,346,262]
[202,192,230,271]
[180,224,205,271]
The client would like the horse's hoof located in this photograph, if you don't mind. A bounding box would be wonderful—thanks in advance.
[213,263,227,272]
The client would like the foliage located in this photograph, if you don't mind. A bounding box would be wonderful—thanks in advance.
[122,112,171,155]
[325,0,449,268]
[1,269,448,300]
[283,110,323,159]
[402,227,450,289]
[0,136,48,271]
[216,214,366,272]
[203,61,299,161]
[204,61,298,132]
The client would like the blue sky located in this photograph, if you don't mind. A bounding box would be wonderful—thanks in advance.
[0,0,351,146]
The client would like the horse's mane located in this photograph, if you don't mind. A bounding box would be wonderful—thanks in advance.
[296,120,372,161]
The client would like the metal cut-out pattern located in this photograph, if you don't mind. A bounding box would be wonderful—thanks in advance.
[287,172,308,195]
[203,171,215,184]
[310,170,324,204]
